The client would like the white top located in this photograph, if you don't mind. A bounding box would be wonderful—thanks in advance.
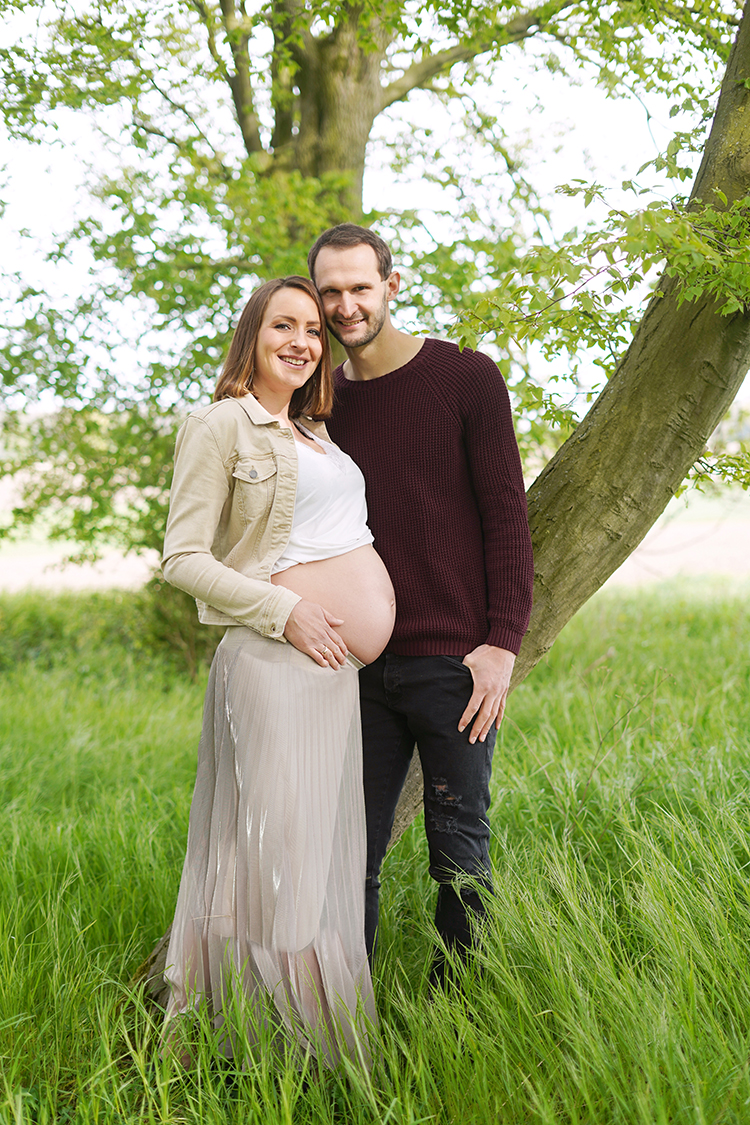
[271,428,374,574]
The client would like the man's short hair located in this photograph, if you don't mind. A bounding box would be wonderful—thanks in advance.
[308,223,393,282]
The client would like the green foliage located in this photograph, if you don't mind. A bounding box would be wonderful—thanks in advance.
[451,184,750,478]
[0,0,745,551]
[693,450,750,491]
[3,581,750,1120]
[0,582,222,679]
[457,186,750,362]
[134,573,224,679]
[1,407,175,553]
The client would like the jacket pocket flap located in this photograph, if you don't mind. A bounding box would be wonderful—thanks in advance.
[233,457,276,484]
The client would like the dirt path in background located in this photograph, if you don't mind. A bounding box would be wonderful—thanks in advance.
[1,509,748,592]
[606,515,750,586]
[0,547,159,592]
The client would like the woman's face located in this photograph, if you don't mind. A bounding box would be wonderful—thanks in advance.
[253,288,323,404]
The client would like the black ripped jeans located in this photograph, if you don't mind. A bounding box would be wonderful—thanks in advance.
[359,654,496,967]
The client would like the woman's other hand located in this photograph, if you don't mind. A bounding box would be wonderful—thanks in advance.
[284,599,348,668]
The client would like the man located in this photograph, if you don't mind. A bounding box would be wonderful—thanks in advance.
[308,223,534,979]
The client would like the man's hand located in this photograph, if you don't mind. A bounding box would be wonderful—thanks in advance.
[284,599,348,669]
[458,644,516,744]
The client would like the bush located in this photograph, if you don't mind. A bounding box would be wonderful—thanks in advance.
[0,580,223,678]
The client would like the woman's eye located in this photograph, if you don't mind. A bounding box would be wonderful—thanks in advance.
[308,328,321,337]
[274,321,291,330]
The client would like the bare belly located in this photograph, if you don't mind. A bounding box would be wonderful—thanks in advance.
[271,545,395,665]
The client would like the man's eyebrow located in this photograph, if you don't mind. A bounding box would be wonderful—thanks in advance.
[320,281,372,291]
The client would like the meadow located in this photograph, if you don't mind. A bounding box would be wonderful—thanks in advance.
[1,580,750,1124]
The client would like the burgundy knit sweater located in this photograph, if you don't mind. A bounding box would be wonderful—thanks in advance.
[327,337,534,657]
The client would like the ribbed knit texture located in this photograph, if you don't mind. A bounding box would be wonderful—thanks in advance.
[327,338,534,657]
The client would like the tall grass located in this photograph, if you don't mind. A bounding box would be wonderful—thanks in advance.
[1,580,750,1123]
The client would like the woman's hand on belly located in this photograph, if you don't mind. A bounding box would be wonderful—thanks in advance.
[273,546,395,665]
[283,599,349,669]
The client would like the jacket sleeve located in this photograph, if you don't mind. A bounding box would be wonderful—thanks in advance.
[161,415,300,640]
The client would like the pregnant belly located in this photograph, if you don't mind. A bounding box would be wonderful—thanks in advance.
[271,544,395,665]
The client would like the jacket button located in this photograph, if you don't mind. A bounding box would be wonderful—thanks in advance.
[249,468,258,478]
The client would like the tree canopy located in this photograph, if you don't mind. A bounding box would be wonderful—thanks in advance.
[0,0,746,556]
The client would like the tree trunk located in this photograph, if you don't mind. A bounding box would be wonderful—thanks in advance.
[139,4,750,1007]
[291,18,391,213]
[388,1,750,842]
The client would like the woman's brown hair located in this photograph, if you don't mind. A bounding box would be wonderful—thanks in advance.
[213,276,333,418]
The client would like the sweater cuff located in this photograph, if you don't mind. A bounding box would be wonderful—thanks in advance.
[485,624,525,656]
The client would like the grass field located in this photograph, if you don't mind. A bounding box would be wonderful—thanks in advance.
[1,580,750,1123]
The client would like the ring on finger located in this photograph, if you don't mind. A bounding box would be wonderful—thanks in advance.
[321,645,330,657]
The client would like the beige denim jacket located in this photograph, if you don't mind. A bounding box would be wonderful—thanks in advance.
[162,393,330,641]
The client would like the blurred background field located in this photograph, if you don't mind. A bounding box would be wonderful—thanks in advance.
[2,484,748,593]
[2,577,750,1123]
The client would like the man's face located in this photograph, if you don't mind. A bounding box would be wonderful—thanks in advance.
[313,244,398,349]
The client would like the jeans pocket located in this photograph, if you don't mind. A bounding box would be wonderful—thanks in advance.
[439,654,472,675]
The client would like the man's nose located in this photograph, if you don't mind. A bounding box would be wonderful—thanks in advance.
[338,293,357,318]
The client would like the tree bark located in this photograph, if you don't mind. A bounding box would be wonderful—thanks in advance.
[387,1,750,842]
[265,0,577,211]
[292,16,391,213]
[139,2,750,1009]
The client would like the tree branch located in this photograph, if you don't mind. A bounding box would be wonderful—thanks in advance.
[131,119,233,180]
[269,0,307,152]
[191,0,230,80]
[378,0,578,111]
[142,76,222,156]
[218,0,264,155]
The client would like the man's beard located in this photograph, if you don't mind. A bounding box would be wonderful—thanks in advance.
[327,291,388,348]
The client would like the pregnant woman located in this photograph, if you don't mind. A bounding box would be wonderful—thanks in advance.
[160,275,395,1069]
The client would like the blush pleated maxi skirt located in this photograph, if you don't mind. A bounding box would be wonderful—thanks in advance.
[162,625,376,1068]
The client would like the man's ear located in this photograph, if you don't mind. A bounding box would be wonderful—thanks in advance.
[386,270,401,300]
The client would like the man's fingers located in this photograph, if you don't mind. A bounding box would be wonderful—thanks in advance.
[469,706,499,744]
[463,692,506,743]
[458,644,516,742]
[458,691,483,733]
[468,701,497,744]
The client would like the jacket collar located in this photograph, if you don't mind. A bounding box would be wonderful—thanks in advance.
[234,393,329,441]
[235,393,279,427]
